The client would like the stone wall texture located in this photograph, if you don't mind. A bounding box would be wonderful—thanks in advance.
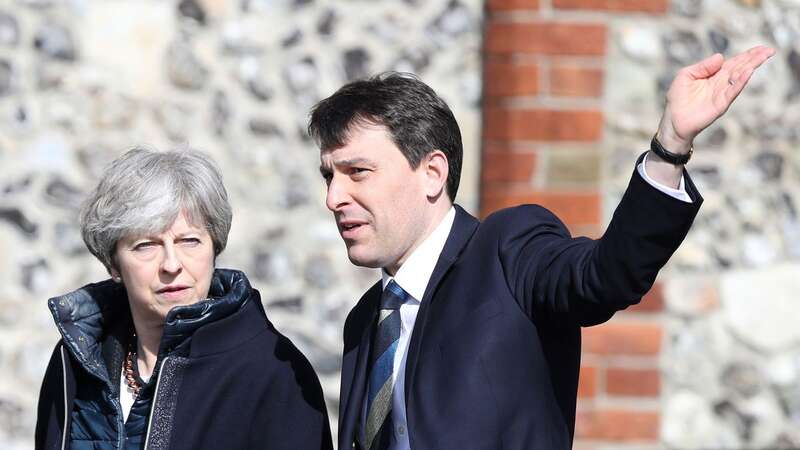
[0,1,483,448]
[605,0,800,448]
[2,0,800,449]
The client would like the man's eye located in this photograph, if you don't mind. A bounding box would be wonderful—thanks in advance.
[351,168,368,175]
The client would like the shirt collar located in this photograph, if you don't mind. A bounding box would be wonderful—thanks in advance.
[381,206,456,302]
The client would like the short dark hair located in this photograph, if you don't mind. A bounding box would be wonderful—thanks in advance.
[308,72,463,202]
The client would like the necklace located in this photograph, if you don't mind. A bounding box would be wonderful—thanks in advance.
[124,344,141,397]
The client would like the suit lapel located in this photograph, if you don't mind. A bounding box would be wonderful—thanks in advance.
[341,206,479,448]
[404,205,480,402]
[339,282,381,449]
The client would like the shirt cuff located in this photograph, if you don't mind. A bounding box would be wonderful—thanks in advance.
[636,152,693,203]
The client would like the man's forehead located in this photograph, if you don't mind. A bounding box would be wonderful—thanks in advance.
[319,146,345,165]
[319,148,374,167]
[319,124,404,169]
[320,135,387,160]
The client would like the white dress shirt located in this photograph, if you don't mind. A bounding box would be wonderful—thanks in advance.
[360,206,455,450]
[637,152,692,202]
[364,156,691,450]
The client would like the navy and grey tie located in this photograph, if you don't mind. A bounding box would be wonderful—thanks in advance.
[363,280,408,450]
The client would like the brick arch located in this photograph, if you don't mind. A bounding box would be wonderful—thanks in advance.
[480,1,668,447]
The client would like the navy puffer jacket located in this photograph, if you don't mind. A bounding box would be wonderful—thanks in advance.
[36,269,333,450]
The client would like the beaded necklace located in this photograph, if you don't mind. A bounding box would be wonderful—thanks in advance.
[124,339,142,397]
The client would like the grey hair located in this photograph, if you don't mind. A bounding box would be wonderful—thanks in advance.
[80,147,233,273]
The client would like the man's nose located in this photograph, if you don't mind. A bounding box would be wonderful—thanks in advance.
[325,175,350,212]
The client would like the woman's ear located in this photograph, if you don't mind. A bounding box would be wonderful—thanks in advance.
[422,150,449,199]
[110,268,122,283]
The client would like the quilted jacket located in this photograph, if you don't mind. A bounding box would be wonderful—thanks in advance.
[35,269,333,450]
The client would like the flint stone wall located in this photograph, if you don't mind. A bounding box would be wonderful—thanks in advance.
[4,0,800,448]
[606,0,800,447]
[0,0,483,448]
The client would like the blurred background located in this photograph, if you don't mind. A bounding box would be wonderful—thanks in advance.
[0,0,798,449]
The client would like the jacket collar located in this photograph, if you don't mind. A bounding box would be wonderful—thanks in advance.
[403,204,478,390]
[159,268,251,357]
[418,204,479,305]
[48,268,252,384]
[338,281,382,449]
[48,278,130,385]
[360,204,479,318]
[339,204,480,448]
[381,206,456,301]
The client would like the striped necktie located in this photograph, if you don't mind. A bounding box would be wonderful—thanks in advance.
[363,280,408,450]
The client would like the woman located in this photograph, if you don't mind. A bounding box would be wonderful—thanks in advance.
[35,148,333,450]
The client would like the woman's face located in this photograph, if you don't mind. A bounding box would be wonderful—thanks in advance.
[112,211,215,323]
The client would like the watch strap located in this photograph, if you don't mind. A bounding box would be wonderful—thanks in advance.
[650,134,692,165]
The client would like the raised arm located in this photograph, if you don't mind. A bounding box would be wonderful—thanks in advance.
[494,47,775,326]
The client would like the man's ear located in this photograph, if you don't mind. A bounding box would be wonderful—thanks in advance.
[422,150,449,199]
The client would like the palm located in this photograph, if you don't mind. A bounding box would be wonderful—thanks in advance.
[663,46,775,144]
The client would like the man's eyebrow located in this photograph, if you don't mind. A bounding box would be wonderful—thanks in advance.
[320,157,375,173]
[333,157,374,166]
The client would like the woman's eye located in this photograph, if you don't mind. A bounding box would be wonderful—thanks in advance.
[133,241,157,251]
[179,238,201,246]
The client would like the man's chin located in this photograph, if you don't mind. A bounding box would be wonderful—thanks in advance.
[346,249,384,269]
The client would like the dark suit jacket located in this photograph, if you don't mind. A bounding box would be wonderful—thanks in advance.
[338,158,702,450]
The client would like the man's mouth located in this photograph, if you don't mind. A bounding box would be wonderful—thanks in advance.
[339,221,366,238]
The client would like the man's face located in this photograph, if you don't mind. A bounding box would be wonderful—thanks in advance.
[320,124,432,274]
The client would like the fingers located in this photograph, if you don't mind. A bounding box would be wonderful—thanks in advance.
[725,46,775,99]
[720,47,754,72]
[725,66,755,103]
[724,46,774,102]
[721,45,771,68]
[684,53,724,79]
[683,46,775,83]
[724,46,775,77]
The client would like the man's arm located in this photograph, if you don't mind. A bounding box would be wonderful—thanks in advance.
[491,47,774,326]
[490,167,700,327]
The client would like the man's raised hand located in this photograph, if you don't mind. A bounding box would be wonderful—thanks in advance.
[657,45,776,154]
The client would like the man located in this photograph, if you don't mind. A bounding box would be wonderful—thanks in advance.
[309,46,774,450]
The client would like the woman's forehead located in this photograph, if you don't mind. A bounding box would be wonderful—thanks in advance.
[118,209,208,241]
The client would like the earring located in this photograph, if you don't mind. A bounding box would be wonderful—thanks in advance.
[113,276,122,283]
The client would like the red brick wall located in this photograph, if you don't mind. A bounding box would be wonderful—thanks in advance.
[481,0,668,447]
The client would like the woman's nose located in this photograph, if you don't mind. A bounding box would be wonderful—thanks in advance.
[160,245,182,273]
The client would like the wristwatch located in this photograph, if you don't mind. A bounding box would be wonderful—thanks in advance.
[650,134,692,165]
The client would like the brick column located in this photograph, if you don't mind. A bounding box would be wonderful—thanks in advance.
[481,0,668,448]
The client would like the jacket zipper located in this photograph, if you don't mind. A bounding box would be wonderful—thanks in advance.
[59,345,68,450]
[143,356,170,450]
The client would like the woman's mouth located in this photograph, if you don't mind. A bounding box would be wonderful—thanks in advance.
[156,285,191,299]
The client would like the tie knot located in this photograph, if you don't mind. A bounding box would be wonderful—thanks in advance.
[380,280,408,310]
